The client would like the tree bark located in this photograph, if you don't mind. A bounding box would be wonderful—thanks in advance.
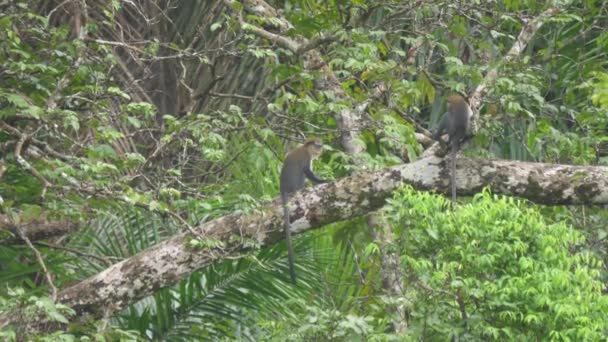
[2,156,607,328]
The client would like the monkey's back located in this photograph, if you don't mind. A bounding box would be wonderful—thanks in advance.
[280,153,306,196]
[448,102,472,143]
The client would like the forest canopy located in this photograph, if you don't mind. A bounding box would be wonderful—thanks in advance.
[1,0,607,340]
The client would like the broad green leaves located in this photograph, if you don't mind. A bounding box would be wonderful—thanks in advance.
[383,188,608,340]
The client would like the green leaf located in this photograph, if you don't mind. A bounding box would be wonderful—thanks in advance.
[107,86,131,100]
[126,116,142,128]
[5,93,30,108]
[20,204,42,223]
[210,21,222,32]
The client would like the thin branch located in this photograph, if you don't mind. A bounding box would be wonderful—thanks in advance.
[200,147,250,177]
[10,125,51,198]
[296,32,339,54]
[387,103,433,138]
[468,7,560,125]
[347,239,366,284]
[165,209,200,238]
[46,0,72,19]
[15,225,58,300]
[138,132,176,171]
[84,38,147,54]
[1,122,72,162]
[47,0,86,111]
[237,16,300,52]
[208,91,255,101]
[34,241,117,267]
[0,214,78,244]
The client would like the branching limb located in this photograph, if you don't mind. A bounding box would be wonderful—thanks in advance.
[9,125,51,198]
[14,225,58,301]
[223,0,365,154]
[468,7,560,130]
[34,241,117,267]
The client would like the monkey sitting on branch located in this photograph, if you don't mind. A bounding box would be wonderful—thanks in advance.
[432,95,473,202]
[279,138,328,284]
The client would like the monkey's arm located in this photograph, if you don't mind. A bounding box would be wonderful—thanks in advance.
[432,112,449,142]
[304,166,327,184]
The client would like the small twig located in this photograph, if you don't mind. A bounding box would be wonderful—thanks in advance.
[296,32,339,54]
[181,146,250,180]
[258,74,297,99]
[225,0,301,52]
[11,126,51,198]
[393,106,433,137]
[84,38,147,54]
[178,58,196,114]
[203,147,249,177]
[99,305,112,331]
[208,91,255,101]
[3,121,73,162]
[34,241,117,267]
[406,38,424,65]
[347,239,366,284]
[15,225,58,300]
[47,3,86,111]
[374,93,433,138]
[419,68,452,94]
[139,132,176,171]
[166,209,200,238]
[46,0,72,19]
[191,58,226,107]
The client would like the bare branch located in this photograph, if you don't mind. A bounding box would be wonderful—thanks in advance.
[9,125,51,197]
[208,91,255,101]
[34,242,117,267]
[1,122,73,162]
[296,32,340,54]
[14,224,58,301]
[468,7,560,127]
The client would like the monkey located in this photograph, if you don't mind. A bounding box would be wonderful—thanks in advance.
[280,138,327,284]
[433,95,473,202]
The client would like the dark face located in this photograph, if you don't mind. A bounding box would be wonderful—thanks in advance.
[307,138,324,158]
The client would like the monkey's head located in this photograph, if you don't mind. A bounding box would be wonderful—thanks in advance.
[304,138,324,158]
[447,94,467,106]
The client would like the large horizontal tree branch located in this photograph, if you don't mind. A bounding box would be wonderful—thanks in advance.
[1,157,607,329]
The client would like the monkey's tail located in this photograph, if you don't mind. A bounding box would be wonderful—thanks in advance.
[282,193,297,284]
[450,143,457,202]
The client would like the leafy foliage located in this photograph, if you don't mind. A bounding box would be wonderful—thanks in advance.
[383,188,608,340]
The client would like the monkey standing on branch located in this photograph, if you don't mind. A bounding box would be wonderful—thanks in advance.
[280,138,328,284]
[433,95,473,201]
